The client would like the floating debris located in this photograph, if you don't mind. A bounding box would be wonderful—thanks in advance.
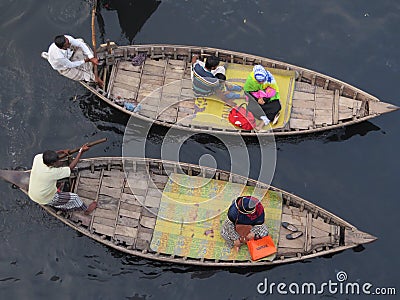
[222,10,234,16]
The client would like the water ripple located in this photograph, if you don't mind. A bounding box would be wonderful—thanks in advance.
[0,38,35,166]
[46,0,91,28]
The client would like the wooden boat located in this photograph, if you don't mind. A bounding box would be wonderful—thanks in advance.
[0,157,376,266]
[80,44,398,136]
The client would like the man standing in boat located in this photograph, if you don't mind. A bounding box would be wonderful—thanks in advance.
[28,144,97,214]
[42,34,103,86]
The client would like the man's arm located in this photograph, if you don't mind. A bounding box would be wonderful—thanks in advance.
[67,36,99,66]
[67,35,94,59]
[69,144,89,170]
[55,56,86,69]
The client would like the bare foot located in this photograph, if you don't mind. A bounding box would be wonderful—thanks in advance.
[84,201,97,215]
[233,239,241,252]
[255,122,265,131]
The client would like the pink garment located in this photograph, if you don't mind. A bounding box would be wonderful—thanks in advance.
[250,87,276,99]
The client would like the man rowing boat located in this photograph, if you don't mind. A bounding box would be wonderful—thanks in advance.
[28,143,97,214]
[42,34,103,87]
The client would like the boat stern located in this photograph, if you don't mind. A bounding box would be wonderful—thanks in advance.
[0,169,30,192]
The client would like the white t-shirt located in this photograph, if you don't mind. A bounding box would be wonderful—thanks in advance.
[47,35,94,71]
[28,154,71,204]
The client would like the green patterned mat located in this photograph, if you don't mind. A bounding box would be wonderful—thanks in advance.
[150,173,282,261]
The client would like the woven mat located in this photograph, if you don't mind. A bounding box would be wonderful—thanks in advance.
[191,63,295,130]
[150,173,283,261]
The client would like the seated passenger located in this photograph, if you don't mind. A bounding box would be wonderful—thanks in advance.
[220,196,269,252]
[243,65,281,131]
[191,55,237,105]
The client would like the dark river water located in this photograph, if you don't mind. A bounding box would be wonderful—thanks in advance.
[1,1,399,299]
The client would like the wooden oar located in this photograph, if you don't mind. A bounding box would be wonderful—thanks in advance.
[91,0,99,81]
[0,138,107,191]
[59,137,107,159]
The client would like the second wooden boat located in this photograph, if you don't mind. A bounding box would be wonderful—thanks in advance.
[81,44,398,136]
[0,157,376,266]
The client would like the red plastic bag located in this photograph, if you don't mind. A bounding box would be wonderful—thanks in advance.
[228,103,256,130]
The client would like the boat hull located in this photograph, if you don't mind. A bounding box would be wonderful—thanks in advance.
[0,157,377,267]
[81,44,398,136]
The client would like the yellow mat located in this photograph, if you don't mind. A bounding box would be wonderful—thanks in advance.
[192,63,296,130]
[150,173,283,261]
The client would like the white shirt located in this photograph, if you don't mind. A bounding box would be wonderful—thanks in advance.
[47,35,94,71]
[28,154,71,204]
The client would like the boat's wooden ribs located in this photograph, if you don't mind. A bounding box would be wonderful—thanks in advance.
[290,81,365,130]
[290,83,315,130]
[71,163,157,251]
[109,61,142,101]
[315,87,334,126]
[278,203,340,258]
[156,59,188,123]
[278,206,307,256]
[332,90,340,124]
[69,170,102,227]
[118,171,150,248]
[91,170,123,239]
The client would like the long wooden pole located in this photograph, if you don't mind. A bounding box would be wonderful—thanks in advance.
[91,1,98,80]
[59,138,107,159]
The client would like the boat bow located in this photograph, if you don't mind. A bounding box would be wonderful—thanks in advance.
[345,227,377,246]
[369,101,399,115]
